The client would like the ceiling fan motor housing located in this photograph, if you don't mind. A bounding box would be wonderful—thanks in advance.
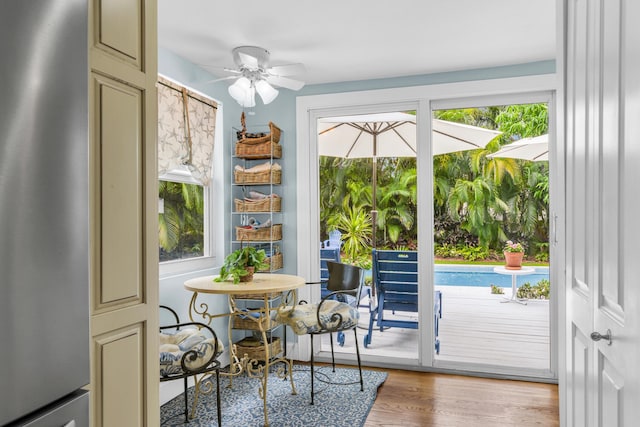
[233,46,271,71]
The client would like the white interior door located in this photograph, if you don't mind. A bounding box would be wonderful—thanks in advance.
[565,0,640,425]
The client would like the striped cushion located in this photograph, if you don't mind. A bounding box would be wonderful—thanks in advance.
[159,328,224,377]
[277,300,359,335]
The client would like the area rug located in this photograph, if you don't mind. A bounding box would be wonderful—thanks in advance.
[161,366,387,426]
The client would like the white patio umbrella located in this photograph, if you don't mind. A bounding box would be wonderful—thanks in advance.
[318,112,502,247]
[486,134,549,161]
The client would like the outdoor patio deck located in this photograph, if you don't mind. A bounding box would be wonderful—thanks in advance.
[320,285,550,372]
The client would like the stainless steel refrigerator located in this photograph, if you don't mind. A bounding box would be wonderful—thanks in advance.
[1,0,90,425]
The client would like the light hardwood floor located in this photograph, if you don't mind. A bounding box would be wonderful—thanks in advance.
[365,368,559,427]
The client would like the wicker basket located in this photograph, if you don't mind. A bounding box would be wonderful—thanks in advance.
[258,252,283,271]
[234,291,282,300]
[235,122,282,159]
[236,122,281,144]
[234,168,281,185]
[234,196,281,212]
[235,337,282,361]
[236,224,282,241]
[232,311,281,330]
[235,140,282,159]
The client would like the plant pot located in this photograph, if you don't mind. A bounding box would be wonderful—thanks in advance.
[504,251,524,270]
[239,266,255,283]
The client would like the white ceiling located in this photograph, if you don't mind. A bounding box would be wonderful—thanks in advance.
[158,0,556,87]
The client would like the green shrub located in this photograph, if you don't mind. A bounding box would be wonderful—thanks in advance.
[490,284,504,294]
[458,245,489,261]
[517,282,535,299]
[517,279,550,299]
[341,254,372,271]
[534,242,550,262]
[533,279,550,299]
[434,243,457,258]
[535,252,549,262]
[434,243,489,261]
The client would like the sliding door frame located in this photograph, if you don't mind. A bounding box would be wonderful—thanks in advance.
[295,74,561,381]
[431,91,558,379]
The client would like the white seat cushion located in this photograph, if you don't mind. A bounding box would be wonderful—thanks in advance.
[277,300,359,335]
[159,328,224,377]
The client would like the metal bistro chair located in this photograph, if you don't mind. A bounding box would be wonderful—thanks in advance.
[159,305,223,424]
[277,261,364,405]
[320,247,341,299]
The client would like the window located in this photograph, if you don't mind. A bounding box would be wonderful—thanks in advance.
[157,75,221,275]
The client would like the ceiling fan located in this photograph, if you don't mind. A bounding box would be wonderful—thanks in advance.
[219,46,306,108]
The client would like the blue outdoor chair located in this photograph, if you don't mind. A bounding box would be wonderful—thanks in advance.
[364,250,442,354]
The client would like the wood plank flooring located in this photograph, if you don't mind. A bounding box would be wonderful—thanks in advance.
[364,368,559,427]
[434,285,550,370]
[321,285,551,372]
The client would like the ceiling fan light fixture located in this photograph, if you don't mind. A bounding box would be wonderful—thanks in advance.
[224,46,304,107]
[255,79,279,104]
[228,77,255,108]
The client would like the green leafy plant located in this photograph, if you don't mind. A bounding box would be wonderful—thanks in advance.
[458,245,490,261]
[333,205,372,262]
[534,242,550,262]
[517,279,550,299]
[214,246,269,284]
[533,279,550,299]
[516,282,534,299]
[491,284,504,294]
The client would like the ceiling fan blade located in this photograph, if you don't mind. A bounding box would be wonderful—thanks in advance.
[265,75,305,91]
[267,63,306,77]
[201,75,238,84]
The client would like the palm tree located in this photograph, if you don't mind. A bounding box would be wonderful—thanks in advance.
[159,181,204,260]
[377,164,416,244]
[333,204,372,263]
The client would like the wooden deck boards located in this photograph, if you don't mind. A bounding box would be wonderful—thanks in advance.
[321,285,551,372]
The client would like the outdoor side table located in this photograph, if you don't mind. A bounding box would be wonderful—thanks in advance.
[493,266,536,305]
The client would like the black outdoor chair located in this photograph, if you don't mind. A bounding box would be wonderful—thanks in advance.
[159,305,223,424]
[277,261,364,404]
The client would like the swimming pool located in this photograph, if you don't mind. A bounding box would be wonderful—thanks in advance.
[434,265,549,288]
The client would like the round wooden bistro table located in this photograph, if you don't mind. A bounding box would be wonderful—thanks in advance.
[184,273,305,427]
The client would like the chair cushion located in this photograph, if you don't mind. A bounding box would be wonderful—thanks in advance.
[277,300,359,335]
[159,328,224,377]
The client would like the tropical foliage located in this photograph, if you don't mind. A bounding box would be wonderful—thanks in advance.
[319,104,550,263]
[159,180,204,261]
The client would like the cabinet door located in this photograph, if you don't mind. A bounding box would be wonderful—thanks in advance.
[88,0,159,425]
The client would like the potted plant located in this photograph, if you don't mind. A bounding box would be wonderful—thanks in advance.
[214,246,270,284]
[503,240,525,270]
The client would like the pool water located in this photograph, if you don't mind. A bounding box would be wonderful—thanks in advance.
[435,265,549,288]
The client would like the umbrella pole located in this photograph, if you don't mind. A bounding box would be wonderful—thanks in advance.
[371,155,377,299]
[371,135,377,250]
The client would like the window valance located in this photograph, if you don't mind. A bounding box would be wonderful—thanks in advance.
[157,76,217,186]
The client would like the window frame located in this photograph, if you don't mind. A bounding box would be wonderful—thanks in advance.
[158,168,215,276]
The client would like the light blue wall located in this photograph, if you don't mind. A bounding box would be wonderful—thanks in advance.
[157,47,555,325]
